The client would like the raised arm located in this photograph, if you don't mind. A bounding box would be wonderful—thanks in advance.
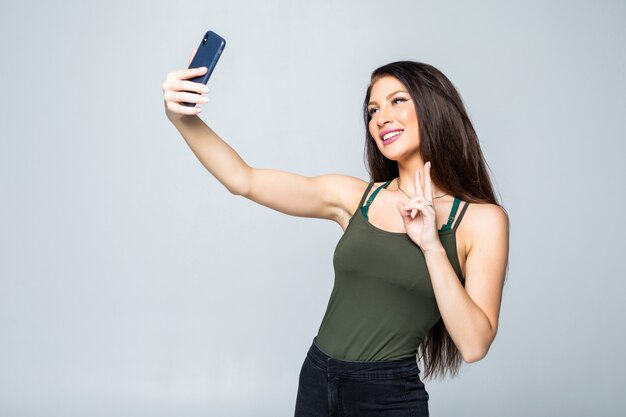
[240,168,361,222]
[161,53,363,225]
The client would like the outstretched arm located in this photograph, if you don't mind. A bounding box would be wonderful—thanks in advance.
[162,55,362,223]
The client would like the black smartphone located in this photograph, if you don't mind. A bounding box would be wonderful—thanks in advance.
[182,30,226,107]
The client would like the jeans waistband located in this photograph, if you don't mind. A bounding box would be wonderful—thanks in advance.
[307,336,421,379]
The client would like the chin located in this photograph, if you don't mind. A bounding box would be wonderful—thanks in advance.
[379,143,409,157]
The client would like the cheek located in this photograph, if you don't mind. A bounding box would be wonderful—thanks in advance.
[399,108,417,125]
[368,120,376,138]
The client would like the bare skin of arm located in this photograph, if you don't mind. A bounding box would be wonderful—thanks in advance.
[166,110,362,222]
[161,51,363,226]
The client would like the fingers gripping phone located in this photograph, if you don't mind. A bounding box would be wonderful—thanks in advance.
[182,30,226,107]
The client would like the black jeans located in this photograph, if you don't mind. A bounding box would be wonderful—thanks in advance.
[294,337,429,417]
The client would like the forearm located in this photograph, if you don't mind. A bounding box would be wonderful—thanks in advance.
[423,246,493,363]
[168,113,250,195]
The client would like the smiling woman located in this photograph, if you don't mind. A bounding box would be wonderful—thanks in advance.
[162,57,509,417]
[358,61,509,372]
[368,82,416,148]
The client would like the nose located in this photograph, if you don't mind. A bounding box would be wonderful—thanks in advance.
[375,105,392,127]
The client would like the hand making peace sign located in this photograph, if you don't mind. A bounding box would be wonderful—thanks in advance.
[395,161,443,253]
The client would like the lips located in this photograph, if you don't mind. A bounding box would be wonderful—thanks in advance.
[379,128,404,141]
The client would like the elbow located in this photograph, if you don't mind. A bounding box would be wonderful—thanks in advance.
[463,322,498,363]
[461,338,493,363]
[229,167,252,196]
[228,184,244,196]
[462,348,487,364]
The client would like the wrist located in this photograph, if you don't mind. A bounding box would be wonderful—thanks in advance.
[422,243,446,256]
[167,111,198,125]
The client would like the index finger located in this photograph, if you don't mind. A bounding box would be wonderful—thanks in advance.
[424,161,433,200]
[168,66,207,81]
[414,166,424,197]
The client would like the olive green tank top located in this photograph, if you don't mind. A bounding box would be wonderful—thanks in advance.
[315,180,470,361]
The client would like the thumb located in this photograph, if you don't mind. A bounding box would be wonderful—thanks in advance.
[188,48,198,66]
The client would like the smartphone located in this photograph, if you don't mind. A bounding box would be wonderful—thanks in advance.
[182,30,226,107]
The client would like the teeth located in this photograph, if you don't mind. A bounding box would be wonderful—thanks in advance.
[383,130,403,140]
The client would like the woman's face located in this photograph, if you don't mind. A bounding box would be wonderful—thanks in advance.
[367,75,420,161]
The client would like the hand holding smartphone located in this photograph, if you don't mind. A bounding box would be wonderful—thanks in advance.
[181,30,226,107]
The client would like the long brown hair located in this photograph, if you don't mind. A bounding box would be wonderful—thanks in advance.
[362,61,508,380]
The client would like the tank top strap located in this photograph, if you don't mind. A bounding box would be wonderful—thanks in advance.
[439,197,461,231]
[452,201,471,232]
[361,180,393,221]
[358,181,376,208]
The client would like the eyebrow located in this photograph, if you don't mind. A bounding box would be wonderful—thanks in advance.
[368,90,409,106]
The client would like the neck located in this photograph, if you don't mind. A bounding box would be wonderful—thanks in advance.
[395,162,446,199]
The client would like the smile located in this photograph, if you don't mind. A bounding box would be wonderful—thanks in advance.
[382,130,403,144]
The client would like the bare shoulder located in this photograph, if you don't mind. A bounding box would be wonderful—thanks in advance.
[461,202,510,254]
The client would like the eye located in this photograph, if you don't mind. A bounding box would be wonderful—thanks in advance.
[367,97,409,117]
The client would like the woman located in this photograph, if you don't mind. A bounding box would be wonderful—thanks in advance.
[162,55,509,416]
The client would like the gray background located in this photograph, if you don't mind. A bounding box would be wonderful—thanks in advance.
[1,0,624,416]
